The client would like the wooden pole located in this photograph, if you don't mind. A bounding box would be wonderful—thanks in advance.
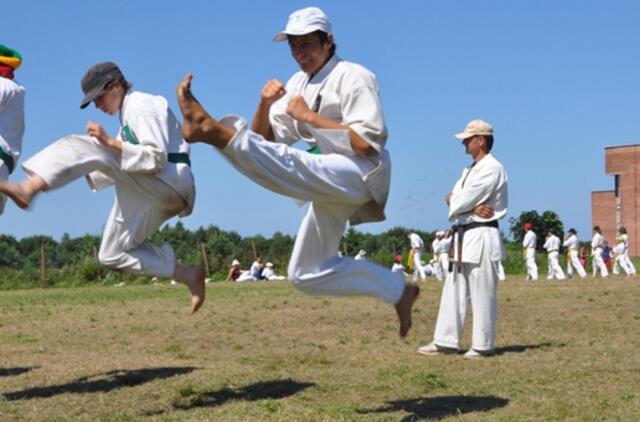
[342,242,348,256]
[392,242,397,257]
[92,246,101,283]
[40,240,47,286]
[200,241,210,277]
[251,240,258,260]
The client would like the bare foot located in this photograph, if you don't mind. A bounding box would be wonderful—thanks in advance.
[173,263,206,313]
[176,74,234,147]
[395,284,420,337]
[0,180,36,209]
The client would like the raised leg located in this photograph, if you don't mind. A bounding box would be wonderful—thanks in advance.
[0,174,48,209]
[176,73,236,148]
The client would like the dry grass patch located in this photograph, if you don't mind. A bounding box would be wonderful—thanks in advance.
[1,276,639,420]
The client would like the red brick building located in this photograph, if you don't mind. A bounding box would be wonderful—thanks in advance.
[591,144,640,257]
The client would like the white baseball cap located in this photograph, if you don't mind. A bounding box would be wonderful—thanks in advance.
[273,7,332,42]
[266,262,274,268]
[454,119,493,140]
[231,259,240,266]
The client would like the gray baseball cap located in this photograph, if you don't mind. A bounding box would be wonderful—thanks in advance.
[80,61,124,109]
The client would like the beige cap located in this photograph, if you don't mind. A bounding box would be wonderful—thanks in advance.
[231,259,240,266]
[454,119,493,140]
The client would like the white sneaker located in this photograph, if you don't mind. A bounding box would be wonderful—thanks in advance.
[464,348,494,359]
[417,342,457,356]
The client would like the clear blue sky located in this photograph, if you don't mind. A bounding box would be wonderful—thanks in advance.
[3,0,639,242]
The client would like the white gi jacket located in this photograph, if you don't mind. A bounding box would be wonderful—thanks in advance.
[408,233,424,251]
[591,232,604,250]
[448,154,508,263]
[436,237,452,254]
[86,90,195,216]
[543,235,560,252]
[0,77,25,169]
[269,54,390,225]
[563,234,579,250]
[523,231,537,249]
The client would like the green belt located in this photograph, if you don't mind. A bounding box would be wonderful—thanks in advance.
[168,152,191,167]
[307,145,321,155]
[0,147,14,174]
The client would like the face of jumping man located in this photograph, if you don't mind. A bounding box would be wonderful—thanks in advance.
[288,33,333,75]
[94,81,124,115]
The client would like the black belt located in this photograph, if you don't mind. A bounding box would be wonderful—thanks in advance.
[0,147,14,174]
[449,220,499,271]
[548,250,559,253]
[168,152,191,167]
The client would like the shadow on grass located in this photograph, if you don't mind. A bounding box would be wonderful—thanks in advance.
[3,367,196,400]
[0,367,38,377]
[173,378,316,410]
[358,395,509,420]
[494,341,566,356]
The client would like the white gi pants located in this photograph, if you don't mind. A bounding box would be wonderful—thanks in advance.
[432,246,498,352]
[412,250,427,282]
[0,163,8,215]
[613,254,636,276]
[437,253,449,282]
[592,247,609,278]
[525,248,538,280]
[22,135,186,278]
[546,251,565,280]
[566,250,586,278]
[220,127,405,304]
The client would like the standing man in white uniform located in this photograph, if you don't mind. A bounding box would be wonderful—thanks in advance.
[0,62,205,313]
[563,228,586,279]
[409,232,428,282]
[0,44,25,215]
[522,223,539,280]
[417,119,508,359]
[591,225,609,278]
[175,6,419,336]
[543,228,565,280]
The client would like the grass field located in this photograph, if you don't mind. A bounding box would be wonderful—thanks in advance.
[1,276,639,421]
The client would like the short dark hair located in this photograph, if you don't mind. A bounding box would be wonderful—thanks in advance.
[569,228,577,235]
[593,225,601,232]
[313,30,336,56]
[483,135,494,152]
[619,226,627,234]
[114,76,132,92]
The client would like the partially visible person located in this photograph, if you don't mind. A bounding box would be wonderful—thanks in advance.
[579,246,589,270]
[601,240,612,271]
[613,226,636,277]
[391,255,405,274]
[262,262,286,280]
[408,232,427,282]
[354,249,367,261]
[250,256,266,280]
[543,228,565,280]
[0,44,25,216]
[591,226,609,278]
[522,223,539,281]
[435,230,452,282]
[0,61,204,312]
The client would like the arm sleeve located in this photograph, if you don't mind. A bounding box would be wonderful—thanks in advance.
[120,112,167,173]
[448,166,499,218]
[341,86,387,153]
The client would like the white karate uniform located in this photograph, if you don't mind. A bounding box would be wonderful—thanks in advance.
[591,232,609,278]
[217,54,404,304]
[522,230,538,280]
[432,153,508,352]
[410,233,428,281]
[543,235,565,280]
[0,77,25,214]
[23,90,195,278]
[613,234,636,276]
[562,234,586,278]
[435,236,451,282]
